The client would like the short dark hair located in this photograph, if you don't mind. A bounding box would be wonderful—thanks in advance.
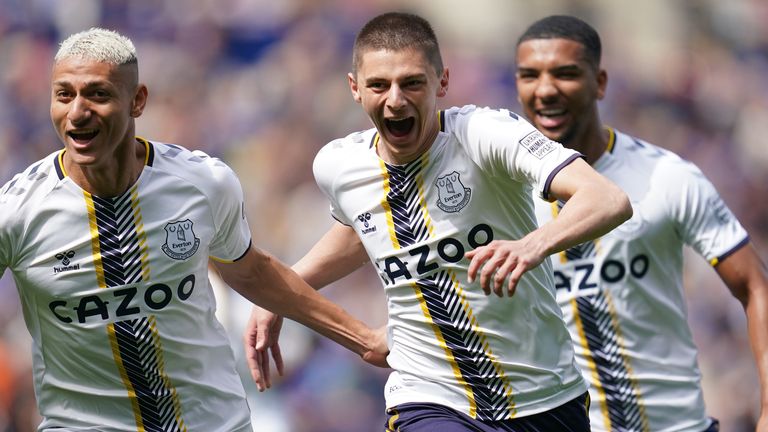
[517,15,602,70]
[352,12,444,77]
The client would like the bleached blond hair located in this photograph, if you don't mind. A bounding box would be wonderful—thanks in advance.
[54,27,137,66]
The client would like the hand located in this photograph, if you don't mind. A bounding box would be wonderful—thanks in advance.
[757,410,768,432]
[243,305,284,391]
[465,239,545,297]
[361,325,390,368]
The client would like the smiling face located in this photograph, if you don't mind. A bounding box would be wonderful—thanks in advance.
[349,47,448,165]
[515,38,606,151]
[50,56,147,169]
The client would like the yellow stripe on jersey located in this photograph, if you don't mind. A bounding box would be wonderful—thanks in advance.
[108,323,146,431]
[605,126,616,153]
[378,157,401,250]
[148,316,188,431]
[411,280,478,417]
[448,272,516,417]
[571,298,612,430]
[602,290,650,431]
[84,191,107,289]
[414,151,436,238]
[129,186,151,280]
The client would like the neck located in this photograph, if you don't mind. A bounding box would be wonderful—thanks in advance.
[65,138,146,198]
[567,114,609,165]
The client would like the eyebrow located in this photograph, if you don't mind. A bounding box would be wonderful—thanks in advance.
[364,73,427,84]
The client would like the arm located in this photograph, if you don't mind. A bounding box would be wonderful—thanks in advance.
[293,221,370,289]
[243,221,373,390]
[466,157,631,296]
[714,243,768,430]
[216,243,387,371]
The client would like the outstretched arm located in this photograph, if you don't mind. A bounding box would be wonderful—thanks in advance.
[243,221,373,390]
[466,157,631,296]
[215,243,387,380]
[715,243,768,431]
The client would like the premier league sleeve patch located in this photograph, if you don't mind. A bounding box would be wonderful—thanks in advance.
[519,130,557,159]
[162,219,201,260]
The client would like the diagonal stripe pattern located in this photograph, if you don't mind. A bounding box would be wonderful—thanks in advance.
[417,271,513,420]
[383,158,513,420]
[575,288,645,431]
[385,161,432,246]
[113,318,186,431]
[556,200,646,430]
[92,193,146,286]
[90,186,186,431]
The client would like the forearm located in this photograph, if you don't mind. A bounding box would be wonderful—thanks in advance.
[292,222,369,289]
[222,252,375,357]
[529,184,631,257]
[744,282,768,410]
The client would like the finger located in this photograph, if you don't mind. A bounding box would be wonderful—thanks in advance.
[466,247,492,291]
[494,259,516,297]
[260,348,271,389]
[247,346,265,391]
[506,262,529,297]
[271,344,285,377]
[479,257,504,296]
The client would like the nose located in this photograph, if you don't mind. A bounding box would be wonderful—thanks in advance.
[67,95,92,126]
[386,84,406,111]
[533,74,559,102]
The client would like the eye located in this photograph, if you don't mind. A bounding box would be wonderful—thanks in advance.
[92,89,111,100]
[516,70,538,80]
[54,90,72,100]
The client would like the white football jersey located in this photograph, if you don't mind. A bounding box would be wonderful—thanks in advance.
[534,128,748,432]
[314,105,587,420]
[0,138,253,431]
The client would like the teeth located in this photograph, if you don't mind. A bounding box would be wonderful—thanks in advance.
[539,109,565,116]
[70,130,96,136]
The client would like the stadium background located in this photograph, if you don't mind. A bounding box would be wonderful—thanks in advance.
[0,0,766,430]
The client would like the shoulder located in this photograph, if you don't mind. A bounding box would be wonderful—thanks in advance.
[0,151,60,216]
[148,139,242,197]
[314,128,376,176]
[443,105,524,132]
[612,130,702,179]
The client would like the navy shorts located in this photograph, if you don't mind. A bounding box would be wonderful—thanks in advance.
[704,418,720,431]
[385,392,590,432]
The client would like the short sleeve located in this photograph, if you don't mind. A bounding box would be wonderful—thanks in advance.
[204,154,252,262]
[667,161,748,265]
[0,174,23,273]
[313,141,353,226]
[451,106,581,200]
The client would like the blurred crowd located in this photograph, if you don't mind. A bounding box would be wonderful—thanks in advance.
[0,0,767,431]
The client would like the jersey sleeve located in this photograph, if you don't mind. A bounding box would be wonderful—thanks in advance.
[451,106,581,200]
[665,159,749,266]
[202,153,253,262]
[0,179,16,274]
[313,141,353,226]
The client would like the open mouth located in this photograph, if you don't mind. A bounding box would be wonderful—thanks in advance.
[385,117,415,138]
[67,129,99,143]
[535,108,567,129]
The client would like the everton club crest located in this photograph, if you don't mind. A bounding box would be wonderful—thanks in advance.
[162,219,200,260]
[435,171,471,213]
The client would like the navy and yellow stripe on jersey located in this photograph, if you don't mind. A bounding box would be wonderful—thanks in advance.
[379,153,515,420]
[54,139,188,430]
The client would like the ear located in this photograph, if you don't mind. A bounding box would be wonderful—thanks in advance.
[348,72,362,103]
[596,68,607,101]
[131,84,148,118]
[437,68,449,97]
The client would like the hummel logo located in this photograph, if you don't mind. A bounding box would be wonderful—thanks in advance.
[357,212,377,234]
[53,250,80,274]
